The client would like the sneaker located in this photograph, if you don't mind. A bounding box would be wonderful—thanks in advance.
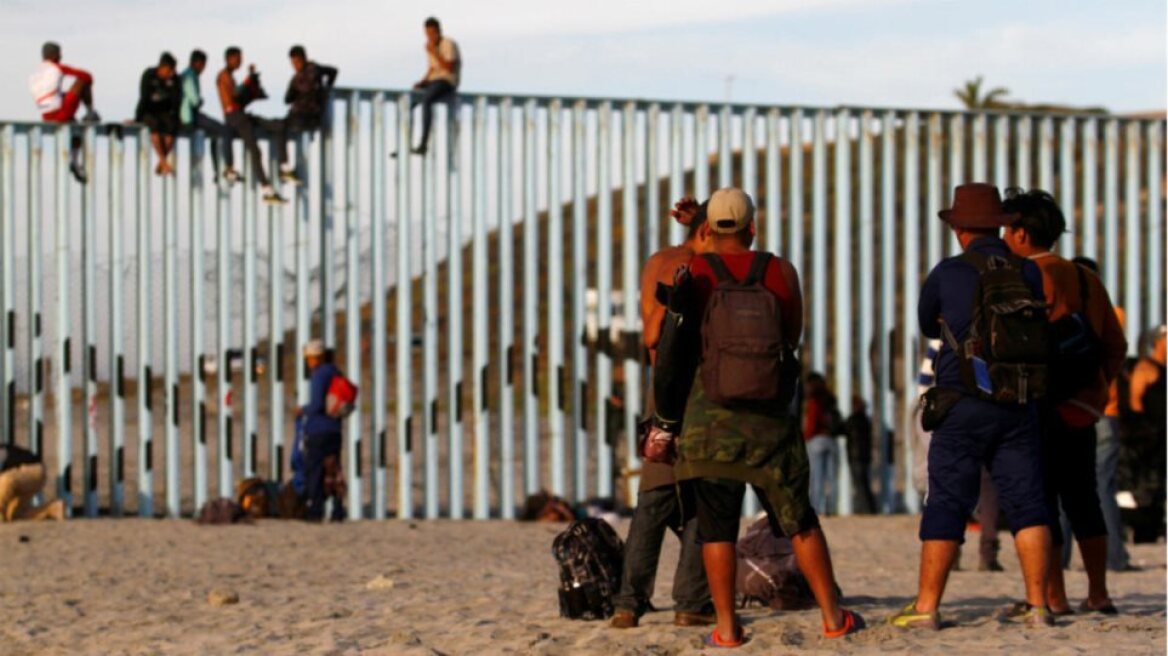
[81,110,101,124]
[1001,602,1055,627]
[278,166,302,186]
[411,145,427,156]
[888,601,941,630]
[610,610,638,629]
[69,161,88,184]
[222,168,242,185]
[262,187,287,205]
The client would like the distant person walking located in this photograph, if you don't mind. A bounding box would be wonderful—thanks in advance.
[610,196,713,630]
[803,372,840,516]
[844,396,877,514]
[216,46,296,203]
[1002,188,1127,616]
[409,16,460,155]
[28,41,98,183]
[180,49,237,184]
[664,188,864,645]
[297,340,346,522]
[892,183,1053,630]
[284,45,338,133]
[135,52,182,176]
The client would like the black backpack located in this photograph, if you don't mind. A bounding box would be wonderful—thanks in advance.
[735,518,820,610]
[940,252,1049,404]
[699,253,792,406]
[552,519,624,620]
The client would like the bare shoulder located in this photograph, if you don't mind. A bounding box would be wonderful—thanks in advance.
[644,246,693,282]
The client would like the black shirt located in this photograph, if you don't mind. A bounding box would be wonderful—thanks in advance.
[135,67,181,122]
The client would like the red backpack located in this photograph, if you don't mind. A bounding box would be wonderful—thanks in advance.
[325,373,359,418]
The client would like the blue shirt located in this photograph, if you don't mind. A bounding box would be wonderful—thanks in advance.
[300,362,343,436]
[917,236,1044,392]
[179,67,202,126]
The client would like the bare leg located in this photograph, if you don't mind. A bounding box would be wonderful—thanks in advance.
[150,133,169,174]
[1045,541,1071,612]
[67,78,94,112]
[790,527,845,630]
[914,540,959,613]
[1077,535,1112,607]
[1014,526,1052,608]
[701,542,738,642]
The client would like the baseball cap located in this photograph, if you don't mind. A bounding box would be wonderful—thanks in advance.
[707,188,755,234]
[303,339,326,358]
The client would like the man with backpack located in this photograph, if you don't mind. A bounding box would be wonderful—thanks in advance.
[285,45,338,134]
[663,187,863,646]
[1001,189,1127,615]
[297,339,347,521]
[892,183,1053,630]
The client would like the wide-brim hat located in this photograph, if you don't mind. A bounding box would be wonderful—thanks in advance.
[938,183,1018,229]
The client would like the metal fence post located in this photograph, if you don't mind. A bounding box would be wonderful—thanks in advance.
[695,104,710,203]
[879,110,897,513]
[858,110,875,511]
[137,127,154,516]
[1148,122,1164,324]
[668,104,684,247]
[548,99,566,498]
[216,136,233,500]
[1102,120,1119,296]
[345,90,363,519]
[810,111,827,372]
[947,114,964,257]
[620,100,641,502]
[0,125,13,447]
[27,128,45,459]
[109,128,126,515]
[268,147,285,487]
[1080,118,1098,263]
[371,92,388,519]
[190,132,208,512]
[164,163,180,517]
[765,109,782,256]
[901,112,921,513]
[522,98,540,498]
[718,104,732,188]
[447,97,465,519]
[1059,118,1077,256]
[395,92,414,519]
[472,96,490,518]
[833,109,853,516]
[82,125,97,517]
[571,100,589,502]
[422,112,439,520]
[497,97,516,517]
[1123,121,1142,349]
[788,110,804,275]
[645,103,660,259]
[926,114,943,269]
[55,124,73,512]
[596,101,614,499]
[242,160,257,480]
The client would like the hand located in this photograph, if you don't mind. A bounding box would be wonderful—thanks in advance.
[413,80,425,90]
[425,41,438,55]
[248,64,256,75]
[294,406,303,417]
[670,196,698,225]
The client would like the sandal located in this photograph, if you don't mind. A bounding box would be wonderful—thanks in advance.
[702,627,747,649]
[825,609,866,638]
[888,602,940,630]
[1078,600,1119,615]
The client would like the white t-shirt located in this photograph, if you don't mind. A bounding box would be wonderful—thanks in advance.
[425,37,461,88]
[29,61,64,112]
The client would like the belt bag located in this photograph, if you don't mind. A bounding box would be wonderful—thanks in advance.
[920,387,964,432]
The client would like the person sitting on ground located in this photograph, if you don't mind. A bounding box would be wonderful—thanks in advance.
[28,41,98,183]
[216,46,297,204]
[892,183,1053,630]
[409,16,460,155]
[1002,188,1127,616]
[135,51,182,176]
[0,444,66,522]
[284,45,338,133]
[180,49,238,184]
[610,196,714,630]
[296,339,345,522]
[665,187,864,646]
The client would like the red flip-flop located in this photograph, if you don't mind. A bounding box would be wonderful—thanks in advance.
[702,627,748,648]
[824,609,866,639]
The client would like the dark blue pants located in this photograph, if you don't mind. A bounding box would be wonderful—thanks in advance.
[411,80,455,151]
[921,397,1049,542]
[303,432,342,521]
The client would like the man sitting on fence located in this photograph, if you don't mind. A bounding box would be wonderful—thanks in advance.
[135,52,182,176]
[409,16,460,155]
[284,45,338,134]
[28,41,98,183]
[180,49,238,184]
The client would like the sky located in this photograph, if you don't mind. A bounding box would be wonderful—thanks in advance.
[0,0,1164,121]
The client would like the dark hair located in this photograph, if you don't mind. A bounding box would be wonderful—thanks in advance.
[42,41,61,60]
[159,51,177,69]
[424,16,441,30]
[225,46,241,59]
[190,49,207,66]
[1071,256,1099,273]
[289,45,306,59]
[686,200,710,239]
[1002,187,1066,249]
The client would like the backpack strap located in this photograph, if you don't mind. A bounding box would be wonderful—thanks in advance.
[743,253,774,286]
[701,254,737,284]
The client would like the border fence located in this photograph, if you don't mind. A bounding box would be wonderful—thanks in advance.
[0,89,1163,520]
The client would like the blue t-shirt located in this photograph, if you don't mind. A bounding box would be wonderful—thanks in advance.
[917,236,1044,392]
[300,362,343,436]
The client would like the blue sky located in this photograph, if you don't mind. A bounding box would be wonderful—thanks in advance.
[0,0,1163,120]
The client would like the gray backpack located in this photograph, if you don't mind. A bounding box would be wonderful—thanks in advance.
[700,253,787,406]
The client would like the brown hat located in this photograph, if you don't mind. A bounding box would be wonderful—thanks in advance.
[938,183,1018,229]
[707,188,755,234]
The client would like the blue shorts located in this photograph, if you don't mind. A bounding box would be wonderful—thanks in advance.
[921,396,1049,542]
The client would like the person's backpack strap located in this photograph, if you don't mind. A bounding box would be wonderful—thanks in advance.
[743,253,774,286]
[701,254,737,285]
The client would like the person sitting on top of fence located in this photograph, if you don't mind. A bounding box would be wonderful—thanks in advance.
[180,49,238,185]
[135,51,182,176]
[28,41,98,183]
[0,444,66,522]
[216,46,298,204]
[296,340,346,522]
[284,45,338,134]
[409,16,460,156]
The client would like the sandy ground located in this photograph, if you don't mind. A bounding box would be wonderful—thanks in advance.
[0,515,1163,655]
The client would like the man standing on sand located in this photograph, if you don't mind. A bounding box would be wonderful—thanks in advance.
[297,340,346,522]
[409,17,460,155]
[1002,189,1127,615]
[610,197,714,630]
[892,183,1053,629]
[217,46,296,204]
[663,188,864,646]
[28,41,98,183]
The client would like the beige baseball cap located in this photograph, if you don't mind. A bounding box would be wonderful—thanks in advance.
[303,339,326,358]
[707,187,755,234]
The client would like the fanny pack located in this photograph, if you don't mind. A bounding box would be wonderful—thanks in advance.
[920,387,964,432]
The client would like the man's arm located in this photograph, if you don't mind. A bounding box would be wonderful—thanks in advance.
[135,69,151,121]
[182,72,201,112]
[918,269,942,339]
[1093,282,1128,383]
[320,64,338,88]
[776,259,803,345]
[640,258,667,355]
[57,63,92,85]
[216,70,235,113]
[433,40,458,73]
